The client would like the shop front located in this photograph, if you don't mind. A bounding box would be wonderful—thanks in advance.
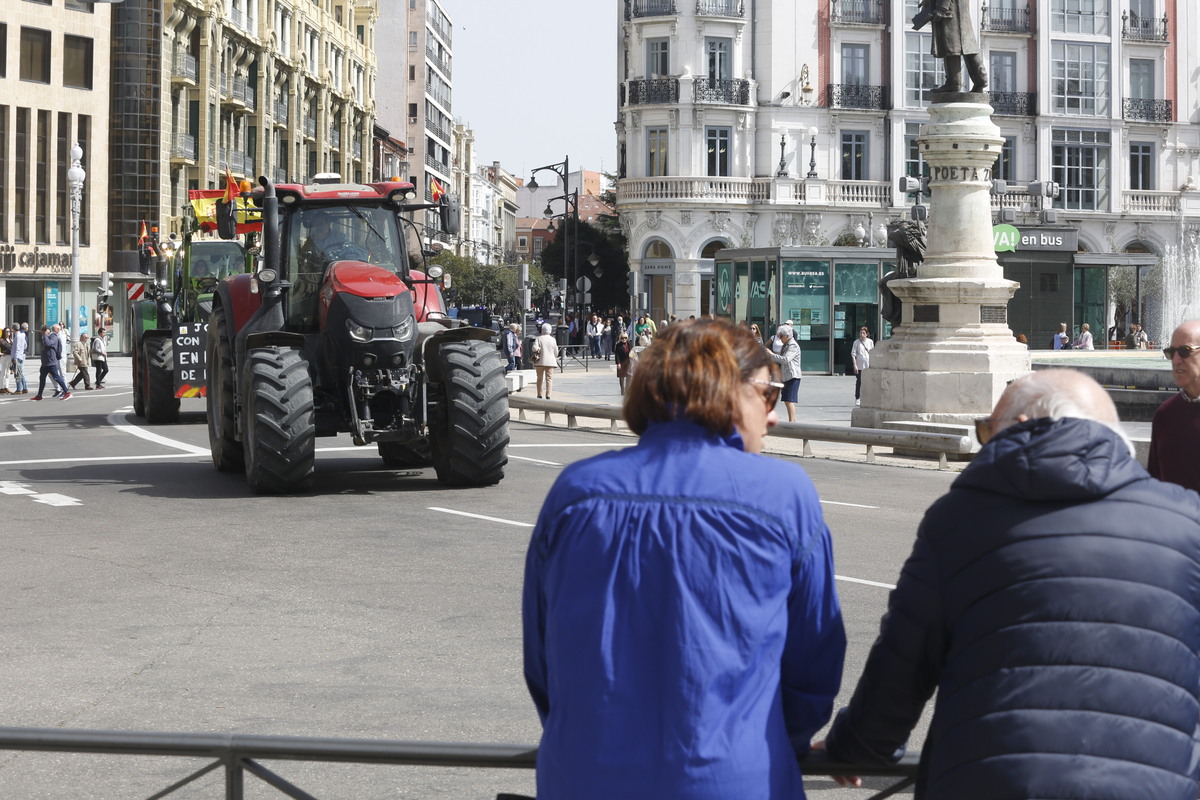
[716,247,895,374]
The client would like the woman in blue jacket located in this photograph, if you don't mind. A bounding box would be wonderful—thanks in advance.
[523,318,846,799]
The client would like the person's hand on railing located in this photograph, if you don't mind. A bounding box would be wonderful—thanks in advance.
[810,740,862,788]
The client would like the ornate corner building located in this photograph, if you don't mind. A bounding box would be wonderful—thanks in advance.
[615,0,1200,353]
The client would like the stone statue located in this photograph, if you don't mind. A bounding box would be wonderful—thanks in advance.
[879,219,927,326]
[913,0,988,93]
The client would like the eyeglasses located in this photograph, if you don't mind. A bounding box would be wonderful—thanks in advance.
[746,378,784,410]
[1163,345,1200,360]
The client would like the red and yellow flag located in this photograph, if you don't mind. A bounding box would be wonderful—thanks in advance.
[222,167,239,204]
[137,220,149,246]
[430,177,446,203]
[188,189,262,234]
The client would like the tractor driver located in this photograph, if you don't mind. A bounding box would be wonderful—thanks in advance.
[291,210,352,330]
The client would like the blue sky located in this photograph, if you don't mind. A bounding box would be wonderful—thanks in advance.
[447,0,619,180]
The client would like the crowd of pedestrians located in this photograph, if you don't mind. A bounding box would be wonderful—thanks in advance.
[1,322,112,401]
[521,315,1200,800]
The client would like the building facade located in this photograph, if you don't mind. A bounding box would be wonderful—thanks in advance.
[0,0,113,332]
[615,0,1200,369]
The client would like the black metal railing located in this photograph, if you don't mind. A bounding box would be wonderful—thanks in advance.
[830,0,884,25]
[0,726,920,800]
[696,0,744,16]
[981,1,1032,32]
[694,76,751,105]
[626,77,681,105]
[1123,97,1173,122]
[989,91,1036,115]
[626,0,677,19]
[829,83,888,110]
[1122,10,1168,41]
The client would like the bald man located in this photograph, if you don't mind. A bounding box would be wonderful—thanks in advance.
[825,368,1200,800]
[1149,319,1200,492]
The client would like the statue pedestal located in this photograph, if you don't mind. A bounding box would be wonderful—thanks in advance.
[852,100,1030,429]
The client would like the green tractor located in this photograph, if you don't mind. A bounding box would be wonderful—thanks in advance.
[130,218,253,423]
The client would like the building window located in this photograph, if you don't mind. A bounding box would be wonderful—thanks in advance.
[15,108,27,243]
[0,25,6,79]
[842,43,868,86]
[705,38,731,81]
[648,127,668,176]
[409,31,418,49]
[646,38,669,77]
[841,130,868,180]
[1129,142,1153,190]
[36,110,49,244]
[0,107,7,242]
[990,51,1017,93]
[1051,41,1110,116]
[19,27,51,84]
[64,35,93,90]
[57,112,69,245]
[904,32,942,107]
[1050,0,1110,35]
[1052,128,1110,211]
[1129,58,1154,100]
[706,127,730,177]
[997,136,1016,182]
[903,122,928,180]
[65,0,94,11]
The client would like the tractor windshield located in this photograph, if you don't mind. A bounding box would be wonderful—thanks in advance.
[288,205,407,330]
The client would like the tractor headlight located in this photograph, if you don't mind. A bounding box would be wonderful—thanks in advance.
[257,268,278,284]
[395,317,414,342]
[348,321,373,342]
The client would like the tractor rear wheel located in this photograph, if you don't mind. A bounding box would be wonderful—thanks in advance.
[206,306,243,471]
[131,336,146,418]
[378,438,432,468]
[242,346,315,494]
[144,334,180,424]
[429,339,509,487]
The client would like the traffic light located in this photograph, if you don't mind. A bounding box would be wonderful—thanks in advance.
[1027,180,1061,199]
[898,175,930,196]
[626,271,639,296]
[98,271,113,302]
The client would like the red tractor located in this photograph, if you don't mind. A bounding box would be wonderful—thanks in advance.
[205,175,509,494]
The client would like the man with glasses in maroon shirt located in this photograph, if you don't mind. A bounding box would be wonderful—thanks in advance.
[1149,319,1200,491]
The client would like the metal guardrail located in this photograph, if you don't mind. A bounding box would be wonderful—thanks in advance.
[0,726,919,800]
[508,396,974,469]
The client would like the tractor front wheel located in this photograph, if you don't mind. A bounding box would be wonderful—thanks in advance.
[242,346,315,494]
[143,334,180,424]
[206,306,243,471]
[429,340,509,487]
[131,336,146,418]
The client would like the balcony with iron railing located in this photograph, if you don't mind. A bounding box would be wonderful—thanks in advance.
[1121,10,1168,42]
[331,129,342,150]
[625,78,681,105]
[694,77,750,105]
[695,0,743,17]
[1123,97,1173,123]
[303,116,317,139]
[426,47,451,77]
[172,51,198,83]
[625,0,677,19]
[989,91,1036,115]
[830,0,884,25]
[169,133,197,162]
[352,139,363,159]
[429,17,453,45]
[828,83,889,110]
[980,1,1032,33]
[274,99,289,124]
[272,167,289,184]
[233,77,256,111]
[426,153,448,173]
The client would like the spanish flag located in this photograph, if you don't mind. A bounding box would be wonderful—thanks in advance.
[188,189,263,234]
[137,220,149,246]
[430,177,446,203]
[222,167,239,204]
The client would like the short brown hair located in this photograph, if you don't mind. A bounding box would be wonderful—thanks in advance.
[623,318,778,436]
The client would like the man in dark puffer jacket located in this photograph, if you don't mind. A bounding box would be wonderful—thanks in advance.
[825,368,1200,799]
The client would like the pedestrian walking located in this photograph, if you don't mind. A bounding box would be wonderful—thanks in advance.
[12,323,28,393]
[502,323,522,373]
[767,325,802,422]
[822,369,1200,800]
[0,326,13,394]
[68,332,94,390]
[586,314,602,358]
[91,328,109,388]
[523,319,845,800]
[612,331,634,395]
[850,326,874,405]
[1072,322,1094,350]
[33,324,70,401]
[532,323,559,399]
[600,318,613,360]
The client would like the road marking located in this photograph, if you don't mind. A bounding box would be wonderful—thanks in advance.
[836,574,897,590]
[509,455,563,466]
[0,481,35,495]
[509,443,635,448]
[107,411,210,456]
[821,500,881,509]
[30,493,83,507]
[0,424,30,437]
[0,453,208,467]
[427,507,534,528]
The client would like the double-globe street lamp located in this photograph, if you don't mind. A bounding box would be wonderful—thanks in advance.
[529,157,580,320]
[67,143,86,343]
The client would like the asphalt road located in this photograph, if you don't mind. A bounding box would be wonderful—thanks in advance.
[0,360,950,799]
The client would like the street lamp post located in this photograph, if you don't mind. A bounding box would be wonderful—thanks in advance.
[806,127,819,179]
[67,143,86,342]
[776,132,788,178]
[529,156,579,322]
